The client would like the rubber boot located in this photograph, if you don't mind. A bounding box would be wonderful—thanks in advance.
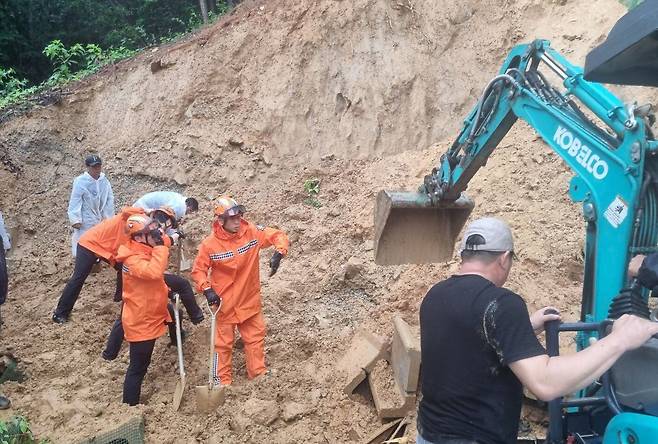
[167,303,186,347]
[103,319,124,360]
[0,395,10,410]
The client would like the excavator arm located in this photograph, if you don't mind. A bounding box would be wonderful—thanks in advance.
[375,40,658,324]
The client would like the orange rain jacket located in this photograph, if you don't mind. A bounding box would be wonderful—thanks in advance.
[192,219,289,324]
[78,206,145,265]
[116,240,171,342]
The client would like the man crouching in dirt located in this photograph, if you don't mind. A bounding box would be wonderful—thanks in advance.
[417,217,658,444]
[117,214,172,405]
[52,206,147,323]
[191,196,289,385]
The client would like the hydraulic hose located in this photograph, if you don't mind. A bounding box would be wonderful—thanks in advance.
[467,74,521,143]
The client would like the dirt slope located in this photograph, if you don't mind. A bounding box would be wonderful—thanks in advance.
[0,0,654,442]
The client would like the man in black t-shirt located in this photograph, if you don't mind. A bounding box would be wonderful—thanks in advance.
[417,217,658,444]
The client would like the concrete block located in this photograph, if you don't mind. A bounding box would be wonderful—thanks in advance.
[368,359,417,419]
[391,315,421,393]
[337,329,389,395]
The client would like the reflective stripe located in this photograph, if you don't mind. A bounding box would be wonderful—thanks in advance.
[210,251,234,261]
[213,352,221,385]
[237,239,258,255]
[122,264,130,273]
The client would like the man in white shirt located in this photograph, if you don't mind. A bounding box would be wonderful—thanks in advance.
[67,154,115,257]
[133,191,198,223]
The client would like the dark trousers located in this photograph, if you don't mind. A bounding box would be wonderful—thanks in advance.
[54,244,122,317]
[102,274,201,359]
[0,238,7,305]
[122,338,156,406]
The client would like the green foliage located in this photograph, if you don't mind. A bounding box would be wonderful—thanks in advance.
[43,40,86,84]
[0,68,28,99]
[1,40,136,110]
[0,68,36,109]
[0,1,235,85]
[303,178,322,208]
[0,416,50,444]
[0,0,237,110]
[0,1,236,110]
[42,40,136,86]
[620,0,644,9]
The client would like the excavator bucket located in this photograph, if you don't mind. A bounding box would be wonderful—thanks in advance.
[374,190,474,265]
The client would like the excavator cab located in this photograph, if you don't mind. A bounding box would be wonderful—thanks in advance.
[584,0,658,87]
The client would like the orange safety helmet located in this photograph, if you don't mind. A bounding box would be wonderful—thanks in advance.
[126,214,153,236]
[214,196,245,219]
[153,206,177,228]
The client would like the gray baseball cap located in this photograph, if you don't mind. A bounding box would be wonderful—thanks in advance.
[85,154,102,166]
[459,217,514,254]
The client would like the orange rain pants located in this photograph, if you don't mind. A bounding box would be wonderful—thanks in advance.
[213,311,266,385]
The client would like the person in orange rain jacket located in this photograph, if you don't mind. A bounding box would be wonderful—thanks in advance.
[52,206,146,324]
[192,196,289,385]
[117,214,171,406]
[101,206,204,361]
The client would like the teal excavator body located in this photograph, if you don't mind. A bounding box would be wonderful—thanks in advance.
[374,39,658,443]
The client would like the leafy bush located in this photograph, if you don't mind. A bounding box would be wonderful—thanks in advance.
[303,178,322,208]
[0,416,49,444]
[42,40,136,85]
[0,68,37,109]
[0,40,137,110]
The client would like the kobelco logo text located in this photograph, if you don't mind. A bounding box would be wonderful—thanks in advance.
[554,126,608,180]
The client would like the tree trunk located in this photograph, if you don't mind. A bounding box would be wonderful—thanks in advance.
[207,0,216,13]
[198,0,209,24]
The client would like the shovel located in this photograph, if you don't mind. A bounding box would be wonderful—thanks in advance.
[195,300,226,413]
[172,293,186,411]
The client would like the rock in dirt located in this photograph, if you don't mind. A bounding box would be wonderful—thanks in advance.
[282,401,309,422]
[41,260,58,276]
[242,398,280,426]
[229,413,250,434]
[341,256,364,280]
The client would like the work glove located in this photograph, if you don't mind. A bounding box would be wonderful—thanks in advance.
[637,253,658,289]
[203,288,221,306]
[190,310,205,325]
[149,228,165,246]
[167,233,179,245]
[269,251,283,277]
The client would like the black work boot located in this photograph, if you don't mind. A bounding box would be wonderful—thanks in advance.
[52,313,68,324]
[0,396,10,410]
[102,319,124,360]
[168,323,187,347]
[190,310,204,325]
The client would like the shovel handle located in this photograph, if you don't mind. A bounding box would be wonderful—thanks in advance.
[206,299,222,387]
[174,294,185,379]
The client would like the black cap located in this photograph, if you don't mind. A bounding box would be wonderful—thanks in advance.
[85,154,102,166]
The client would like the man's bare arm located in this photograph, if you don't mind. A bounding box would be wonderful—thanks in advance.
[510,314,658,401]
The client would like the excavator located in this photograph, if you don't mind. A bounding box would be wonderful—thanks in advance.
[374,2,658,443]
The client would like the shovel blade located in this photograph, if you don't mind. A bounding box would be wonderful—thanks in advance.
[173,378,185,411]
[195,385,226,413]
[374,190,474,265]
